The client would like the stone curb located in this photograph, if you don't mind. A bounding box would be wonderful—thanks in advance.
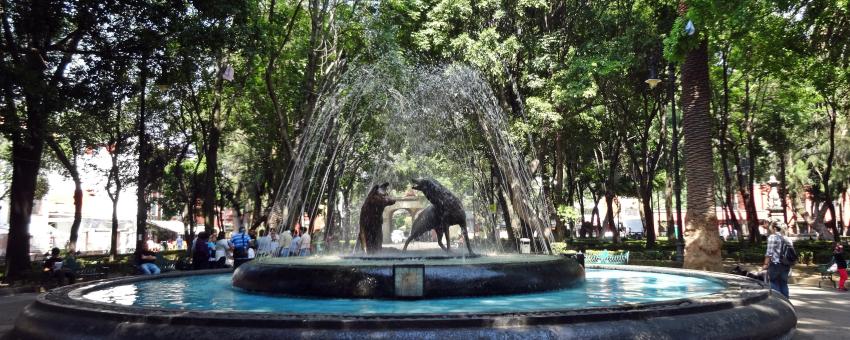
[0,286,38,297]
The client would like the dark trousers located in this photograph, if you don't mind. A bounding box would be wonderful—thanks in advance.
[44,269,76,286]
[234,258,250,268]
[768,262,790,298]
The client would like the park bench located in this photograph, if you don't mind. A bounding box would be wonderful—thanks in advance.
[586,250,630,265]
[817,260,850,288]
[158,257,177,273]
[39,258,108,288]
[76,265,109,281]
[63,258,109,282]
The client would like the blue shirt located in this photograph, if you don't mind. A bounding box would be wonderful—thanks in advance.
[231,232,250,249]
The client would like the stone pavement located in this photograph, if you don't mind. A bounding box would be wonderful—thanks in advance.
[0,284,844,339]
[0,293,37,337]
[790,284,849,339]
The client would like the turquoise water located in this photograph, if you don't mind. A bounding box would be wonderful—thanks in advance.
[82,269,725,315]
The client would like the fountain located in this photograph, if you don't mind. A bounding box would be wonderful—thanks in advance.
[10,65,795,339]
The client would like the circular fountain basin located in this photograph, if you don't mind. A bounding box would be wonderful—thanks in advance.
[11,264,795,339]
[232,254,584,298]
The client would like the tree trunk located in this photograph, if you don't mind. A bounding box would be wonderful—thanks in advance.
[298,0,324,130]
[665,170,675,239]
[791,189,815,234]
[204,126,221,234]
[839,192,846,236]
[743,183,760,243]
[323,165,339,252]
[136,60,150,252]
[822,104,837,241]
[717,49,743,244]
[342,188,352,249]
[591,193,602,238]
[45,137,84,252]
[68,182,83,252]
[496,186,516,247]
[552,132,567,241]
[110,198,119,257]
[578,183,586,223]
[778,151,790,226]
[641,187,656,247]
[827,202,839,239]
[604,191,617,243]
[5,136,42,281]
[813,201,834,240]
[250,184,264,230]
[680,40,722,271]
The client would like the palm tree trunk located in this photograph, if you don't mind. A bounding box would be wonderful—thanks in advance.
[680,40,722,271]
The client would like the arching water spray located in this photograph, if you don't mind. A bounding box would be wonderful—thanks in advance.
[270,64,553,254]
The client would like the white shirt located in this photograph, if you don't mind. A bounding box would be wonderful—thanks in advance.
[280,232,293,248]
[214,239,229,260]
[248,248,256,259]
[300,233,311,251]
[257,236,272,254]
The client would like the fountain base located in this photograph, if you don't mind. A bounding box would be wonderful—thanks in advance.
[232,254,584,298]
[10,265,796,340]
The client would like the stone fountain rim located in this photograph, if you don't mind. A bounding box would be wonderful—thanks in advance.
[32,264,777,327]
[249,253,564,267]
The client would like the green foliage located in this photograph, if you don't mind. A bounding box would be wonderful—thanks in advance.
[557,205,580,223]
[663,17,698,62]
[1,0,848,261]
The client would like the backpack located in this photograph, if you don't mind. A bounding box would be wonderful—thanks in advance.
[779,237,798,266]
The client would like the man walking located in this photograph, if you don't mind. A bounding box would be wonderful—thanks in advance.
[763,223,793,298]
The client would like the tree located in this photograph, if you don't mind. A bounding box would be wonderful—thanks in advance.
[0,1,103,280]
[793,0,850,241]
[44,112,90,253]
[667,1,722,271]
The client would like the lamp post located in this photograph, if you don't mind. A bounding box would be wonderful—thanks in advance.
[767,175,783,228]
[666,63,685,263]
[644,49,686,262]
[646,55,684,262]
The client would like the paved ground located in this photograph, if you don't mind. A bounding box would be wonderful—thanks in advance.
[0,283,844,338]
[0,293,37,337]
[790,285,849,339]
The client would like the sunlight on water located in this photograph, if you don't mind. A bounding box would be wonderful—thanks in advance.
[82,270,725,315]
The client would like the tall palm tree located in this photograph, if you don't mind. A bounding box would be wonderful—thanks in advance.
[679,18,722,270]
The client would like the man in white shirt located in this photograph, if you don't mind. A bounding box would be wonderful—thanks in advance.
[299,227,311,256]
[279,229,293,257]
[256,229,272,255]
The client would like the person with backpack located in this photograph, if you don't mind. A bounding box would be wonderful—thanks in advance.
[230,225,252,268]
[763,222,795,298]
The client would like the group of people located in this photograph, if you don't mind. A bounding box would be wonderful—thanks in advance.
[270,227,312,257]
[190,225,313,270]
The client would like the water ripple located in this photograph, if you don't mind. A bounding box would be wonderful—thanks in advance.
[82,269,725,315]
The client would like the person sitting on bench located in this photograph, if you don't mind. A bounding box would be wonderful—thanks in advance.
[135,243,161,275]
[43,248,76,285]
